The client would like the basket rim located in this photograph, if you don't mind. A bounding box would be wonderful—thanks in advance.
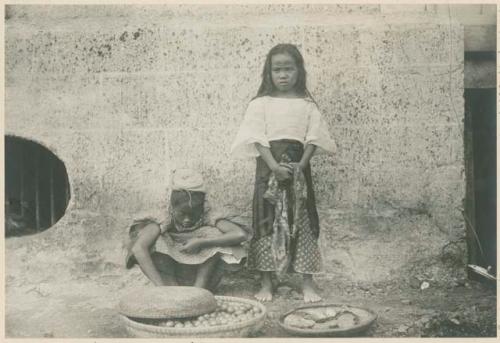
[119,305,215,320]
[278,303,377,336]
[121,296,267,335]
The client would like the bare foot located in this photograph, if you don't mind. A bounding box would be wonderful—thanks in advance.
[303,285,322,303]
[255,286,273,302]
[303,274,322,303]
[255,272,273,302]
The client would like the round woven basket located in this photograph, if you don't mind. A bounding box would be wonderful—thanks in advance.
[119,286,217,319]
[278,303,377,337]
[121,296,266,338]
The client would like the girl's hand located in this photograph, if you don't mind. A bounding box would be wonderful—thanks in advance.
[273,164,292,182]
[297,161,307,172]
[180,239,204,254]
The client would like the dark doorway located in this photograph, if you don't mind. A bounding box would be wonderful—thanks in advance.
[5,136,71,237]
[464,88,496,274]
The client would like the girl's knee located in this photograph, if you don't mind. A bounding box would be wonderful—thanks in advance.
[201,254,221,268]
[151,253,176,269]
[196,257,224,291]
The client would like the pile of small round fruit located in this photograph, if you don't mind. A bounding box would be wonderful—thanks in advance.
[156,299,263,328]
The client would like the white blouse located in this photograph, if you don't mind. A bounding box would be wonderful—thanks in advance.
[230,96,336,158]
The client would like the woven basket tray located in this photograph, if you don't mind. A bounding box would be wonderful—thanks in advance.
[278,303,377,337]
[121,296,266,338]
[119,286,217,319]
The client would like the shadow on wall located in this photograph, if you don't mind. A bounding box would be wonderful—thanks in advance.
[5,136,71,237]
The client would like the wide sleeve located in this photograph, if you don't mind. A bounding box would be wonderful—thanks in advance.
[127,210,170,235]
[204,201,252,239]
[230,98,269,158]
[305,103,337,155]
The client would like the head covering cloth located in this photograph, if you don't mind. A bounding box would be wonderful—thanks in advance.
[169,169,206,232]
[171,169,206,193]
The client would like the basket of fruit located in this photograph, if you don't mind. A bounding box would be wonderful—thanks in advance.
[119,286,266,338]
[278,303,377,337]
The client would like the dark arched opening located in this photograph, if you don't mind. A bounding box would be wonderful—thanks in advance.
[5,136,71,237]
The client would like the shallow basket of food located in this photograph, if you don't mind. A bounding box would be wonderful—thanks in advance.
[278,303,377,337]
[120,294,266,338]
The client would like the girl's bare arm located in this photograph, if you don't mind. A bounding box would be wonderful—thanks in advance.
[201,220,248,248]
[298,144,317,170]
[131,224,164,286]
[181,220,248,253]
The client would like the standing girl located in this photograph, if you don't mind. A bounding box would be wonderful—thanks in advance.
[231,44,336,302]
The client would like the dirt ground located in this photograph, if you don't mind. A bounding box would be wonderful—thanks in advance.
[5,266,496,338]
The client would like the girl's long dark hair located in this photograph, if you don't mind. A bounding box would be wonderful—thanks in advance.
[254,43,317,105]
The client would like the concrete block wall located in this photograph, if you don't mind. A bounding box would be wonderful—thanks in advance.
[5,5,466,282]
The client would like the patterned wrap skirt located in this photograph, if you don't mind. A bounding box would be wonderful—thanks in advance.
[247,139,323,274]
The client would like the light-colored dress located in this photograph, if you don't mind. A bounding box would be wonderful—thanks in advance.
[230,96,336,158]
[125,204,251,269]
